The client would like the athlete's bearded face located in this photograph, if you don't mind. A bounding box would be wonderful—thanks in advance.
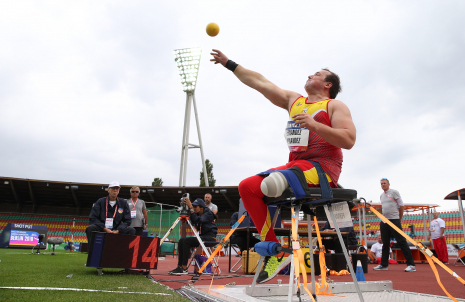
[304,70,332,95]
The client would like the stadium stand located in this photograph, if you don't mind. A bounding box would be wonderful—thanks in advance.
[1,211,463,246]
[353,210,465,244]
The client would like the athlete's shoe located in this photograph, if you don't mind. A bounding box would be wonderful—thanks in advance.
[404,265,416,272]
[373,265,388,270]
[169,267,188,275]
[257,256,292,284]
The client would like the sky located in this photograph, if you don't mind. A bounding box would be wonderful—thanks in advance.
[0,1,464,211]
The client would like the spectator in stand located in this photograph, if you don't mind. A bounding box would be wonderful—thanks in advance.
[428,211,449,264]
[370,235,398,264]
[204,193,218,215]
[126,186,148,236]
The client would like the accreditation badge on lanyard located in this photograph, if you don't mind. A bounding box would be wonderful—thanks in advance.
[130,199,138,218]
[285,120,309,152]
[105,218,113,229]
[105,198,118,229]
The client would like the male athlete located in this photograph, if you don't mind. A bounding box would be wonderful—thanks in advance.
[211,50,356,283]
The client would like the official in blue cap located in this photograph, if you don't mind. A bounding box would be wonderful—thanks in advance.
[169,197,218,275]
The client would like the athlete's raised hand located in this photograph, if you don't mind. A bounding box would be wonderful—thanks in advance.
[210,49,229,67]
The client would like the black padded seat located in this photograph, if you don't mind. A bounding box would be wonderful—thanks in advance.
[264,187,357,206]
[203,241,219,247]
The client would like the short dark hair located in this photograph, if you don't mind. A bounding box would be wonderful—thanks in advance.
[322,68,341,99]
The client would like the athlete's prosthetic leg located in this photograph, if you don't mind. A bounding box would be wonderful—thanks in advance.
[261,171,289,198]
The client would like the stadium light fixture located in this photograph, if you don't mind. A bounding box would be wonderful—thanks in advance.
[174,47,202,92]
[174,47,209,187]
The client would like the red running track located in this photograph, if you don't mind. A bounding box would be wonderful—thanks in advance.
[150,255,465,299]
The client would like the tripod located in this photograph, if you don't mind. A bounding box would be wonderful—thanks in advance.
[160,213,220,274]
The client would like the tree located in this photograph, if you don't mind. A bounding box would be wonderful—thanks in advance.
[200,159,216,187]
[152,178,163,187]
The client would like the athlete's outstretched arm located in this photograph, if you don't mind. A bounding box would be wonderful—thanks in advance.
[292,100,356,149]
[211,49,299,111]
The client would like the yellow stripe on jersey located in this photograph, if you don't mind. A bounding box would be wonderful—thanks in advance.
[290,97,332,118]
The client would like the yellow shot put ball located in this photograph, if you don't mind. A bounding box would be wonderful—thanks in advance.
[206,22,220,37]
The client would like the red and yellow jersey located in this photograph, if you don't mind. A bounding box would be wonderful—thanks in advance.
[288,97,343,186]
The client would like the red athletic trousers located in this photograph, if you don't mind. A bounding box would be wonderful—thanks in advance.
[238,160,336,243]
[433,237,449,263]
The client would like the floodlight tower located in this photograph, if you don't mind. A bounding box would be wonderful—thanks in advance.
[174,47,209,187]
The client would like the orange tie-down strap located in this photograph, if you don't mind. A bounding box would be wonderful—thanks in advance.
[368,206,465,302]
[290,207,316,302]
[313,216,334,296]
[197,212,247,274]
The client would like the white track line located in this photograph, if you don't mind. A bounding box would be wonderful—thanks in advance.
[0,287,171,295]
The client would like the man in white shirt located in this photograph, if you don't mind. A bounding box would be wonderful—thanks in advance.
[427,211,449,264]
[204,193,218,215]
[370,235,398,264]
[374,178,415,272]
[126,186,148,236]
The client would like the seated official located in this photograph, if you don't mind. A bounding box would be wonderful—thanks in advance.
[320,220,358,253]
[370,234,398,264]
[85,182,136,249]
[169,198,218,275]
[229,212,260,253]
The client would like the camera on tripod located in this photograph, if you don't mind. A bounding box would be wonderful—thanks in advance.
[179,193,191,216]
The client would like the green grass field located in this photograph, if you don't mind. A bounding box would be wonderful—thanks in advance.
[0,248,188,302]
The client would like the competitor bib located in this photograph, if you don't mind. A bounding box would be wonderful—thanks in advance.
[285,120,309,152]
[105,218,114,229]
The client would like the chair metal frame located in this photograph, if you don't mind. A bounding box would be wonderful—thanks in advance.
[453,244,465,266]
[188,241,222,275]
[228,243,243,273]
[249,186,365,302]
